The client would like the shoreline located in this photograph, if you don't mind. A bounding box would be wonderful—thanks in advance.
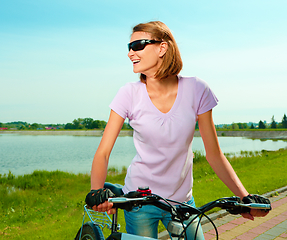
[0,130,133,136]
[1,130,287,139]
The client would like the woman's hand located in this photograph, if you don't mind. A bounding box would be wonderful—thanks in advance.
[85,188,116,215]
[241,194,271,220]
[242,209,269,220]
[92,201,116,215]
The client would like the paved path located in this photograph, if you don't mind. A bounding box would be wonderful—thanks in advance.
[203,188,287,240]
[159,186,287,240]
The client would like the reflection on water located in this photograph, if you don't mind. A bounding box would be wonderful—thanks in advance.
[0,134,286,176]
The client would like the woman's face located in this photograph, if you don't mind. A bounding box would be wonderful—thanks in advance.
[128,32,163,78]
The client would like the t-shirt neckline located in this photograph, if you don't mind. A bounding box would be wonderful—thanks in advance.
[143,76,183,118]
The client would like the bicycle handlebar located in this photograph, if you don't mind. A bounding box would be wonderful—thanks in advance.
[108,193,271,216]
[85,184,272,240]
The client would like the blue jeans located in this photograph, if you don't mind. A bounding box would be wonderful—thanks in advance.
[124,197,205,239]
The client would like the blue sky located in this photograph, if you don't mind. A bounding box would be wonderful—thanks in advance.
[1,0,286,124]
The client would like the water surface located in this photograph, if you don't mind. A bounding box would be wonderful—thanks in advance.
[0,134,286,176]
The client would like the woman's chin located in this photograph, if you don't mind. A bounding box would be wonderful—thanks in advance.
[133,68,140,74]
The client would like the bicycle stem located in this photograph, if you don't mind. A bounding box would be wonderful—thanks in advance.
[111,209,119,233]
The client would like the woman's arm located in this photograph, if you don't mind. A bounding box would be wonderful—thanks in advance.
[198,110,268,220]
[90,110,125,214]
[198,110,248,199]
[91,110,125,189]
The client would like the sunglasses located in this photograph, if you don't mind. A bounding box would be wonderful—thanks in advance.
[128,39,162,51]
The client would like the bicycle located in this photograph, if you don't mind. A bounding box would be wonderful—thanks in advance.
[75,182,271,240]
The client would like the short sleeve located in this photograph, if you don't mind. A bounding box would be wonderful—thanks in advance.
[109,83,132,119]
[196,78,218,115]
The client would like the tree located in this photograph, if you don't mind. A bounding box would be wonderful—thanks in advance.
[250,123,255,129]
[19,125,26,130]
[231,123,239,130]
[64,123,74,129]
[89,120,107,129]
[91,120,101,129]
[30,123,40,129]
[237,122,248,129]
[270,116,277,129]
[223,124,229,129]
[72,118,84,129]
[83,118,94,129]
[282,114,287,128]
[258,120,266,129]
[99,120,107,129]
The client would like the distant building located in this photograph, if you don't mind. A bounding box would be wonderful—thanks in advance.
[45,127,60,130]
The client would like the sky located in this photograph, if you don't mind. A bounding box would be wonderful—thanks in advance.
[0,0,286,125]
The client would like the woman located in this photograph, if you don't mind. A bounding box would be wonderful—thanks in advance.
[86,21,269,239]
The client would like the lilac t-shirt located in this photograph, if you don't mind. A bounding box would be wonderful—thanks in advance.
[109,76,218,202]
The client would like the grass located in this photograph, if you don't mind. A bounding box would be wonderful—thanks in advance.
[0,170,126,239]
[192,148,287,206]
[1,148,287,239]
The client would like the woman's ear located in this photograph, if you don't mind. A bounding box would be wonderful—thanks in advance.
[159,41,168,58]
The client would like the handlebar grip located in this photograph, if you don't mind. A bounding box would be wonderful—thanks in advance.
[244,203,271,210]
[234,202,271,210]
[108,197,148,211]
[108,198,130,203]
[107,199,133,211]
[228,202,271,214]
[108,197,147,203]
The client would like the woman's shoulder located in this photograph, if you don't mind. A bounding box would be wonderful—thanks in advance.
[120,80,143,90]
[114,81,144,101]
[179,75,210,89]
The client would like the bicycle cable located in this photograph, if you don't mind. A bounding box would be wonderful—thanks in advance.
[148,195,225,240]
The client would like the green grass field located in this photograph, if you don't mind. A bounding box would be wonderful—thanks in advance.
[1,148,287,239]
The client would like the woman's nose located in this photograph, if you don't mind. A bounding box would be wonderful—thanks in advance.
[128,49,134,58]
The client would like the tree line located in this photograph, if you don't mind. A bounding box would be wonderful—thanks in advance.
[64,118,107,130]
[0,118,132,130]
[1,114,287,131]
[257,114,287,129]
[214,114,287,130]
[63,118,132,130]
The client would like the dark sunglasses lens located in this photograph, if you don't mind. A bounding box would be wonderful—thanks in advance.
[129,40,146,51]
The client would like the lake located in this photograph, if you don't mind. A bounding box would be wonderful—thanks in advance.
[0,134,286,176]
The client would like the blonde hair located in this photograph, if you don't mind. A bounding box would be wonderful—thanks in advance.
[132,21,183,82]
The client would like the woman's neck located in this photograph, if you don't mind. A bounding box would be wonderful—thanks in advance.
[145,75,178,94]
[145,75,179,113]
